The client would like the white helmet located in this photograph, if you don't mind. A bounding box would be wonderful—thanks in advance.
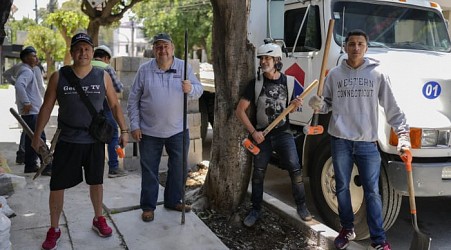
[95,45,112,58]
[257,43,282,58]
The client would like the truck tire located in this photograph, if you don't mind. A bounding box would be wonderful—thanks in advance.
[309,143,401,240]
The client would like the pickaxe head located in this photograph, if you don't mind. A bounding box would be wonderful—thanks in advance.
[242,138,260,155]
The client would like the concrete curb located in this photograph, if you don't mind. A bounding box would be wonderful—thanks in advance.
[258,188,366,249]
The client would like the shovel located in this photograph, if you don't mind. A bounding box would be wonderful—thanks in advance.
[400,149,431,250]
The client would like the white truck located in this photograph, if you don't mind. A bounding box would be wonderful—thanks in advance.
[240,0,451,239]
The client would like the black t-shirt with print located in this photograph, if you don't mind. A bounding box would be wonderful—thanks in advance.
[242,73,290,134]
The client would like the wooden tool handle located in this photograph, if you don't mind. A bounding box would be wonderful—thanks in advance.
[317,19,335,97]
[262,79,319,136]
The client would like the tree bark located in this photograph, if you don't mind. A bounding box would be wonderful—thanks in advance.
[203,0,256,213]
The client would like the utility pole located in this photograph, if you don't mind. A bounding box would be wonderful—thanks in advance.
[34,0,38,23]
[131,20,135,57]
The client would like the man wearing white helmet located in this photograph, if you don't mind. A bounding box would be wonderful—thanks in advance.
[235,42,312,227]
[92,45,127,178]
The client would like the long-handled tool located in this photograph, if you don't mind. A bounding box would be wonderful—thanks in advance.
[242,79,319,155]
[305,19,335,135]
[9,108,59,180]
[400,149,431,250]
[181,29,188,225]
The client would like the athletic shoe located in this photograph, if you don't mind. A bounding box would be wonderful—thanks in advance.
[334,227,356,249]
[108,168,127,178]
[92,216,112,237]
[243,209,261,227]
[41,227,61,250]
[296,203,312,221]
[369,241,391,250]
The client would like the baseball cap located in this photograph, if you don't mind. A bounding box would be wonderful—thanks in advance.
[71,33,94,47]
[95,45,113,58]
[152,33,172,44]
[20,46,37,60]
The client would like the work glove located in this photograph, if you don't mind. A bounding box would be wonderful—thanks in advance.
[308,95,324,110]
[397,133,411,154]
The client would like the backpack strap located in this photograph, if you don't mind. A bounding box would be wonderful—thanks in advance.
[254,76,263,106]
[286,75,295,101]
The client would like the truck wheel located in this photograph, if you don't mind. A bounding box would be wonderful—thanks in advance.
[309,143,401,240]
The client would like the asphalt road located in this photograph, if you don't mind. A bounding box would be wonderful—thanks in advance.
[262,163,451,250]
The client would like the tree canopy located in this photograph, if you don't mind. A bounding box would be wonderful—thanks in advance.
[45,10,89,65]
[133,0,212,60]
[25,25,65,74]
[81,0,144,45]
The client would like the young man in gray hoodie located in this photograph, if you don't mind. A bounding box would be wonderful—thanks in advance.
[309,30,410,250]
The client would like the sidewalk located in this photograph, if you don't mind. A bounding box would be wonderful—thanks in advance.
[0,85,227,250]
[5,163,227,250]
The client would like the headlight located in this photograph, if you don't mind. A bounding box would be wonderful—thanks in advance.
[390,128,451,148]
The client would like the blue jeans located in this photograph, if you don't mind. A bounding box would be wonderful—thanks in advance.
[105,110,119,171]
[139,131,189,211]
[251,131,306,211]
[331,137,386,244]
[22,114,47,170]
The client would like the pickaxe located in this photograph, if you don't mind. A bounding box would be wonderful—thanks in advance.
[242,79,319,155]
[304,19,335,135]
[9,108,60,180]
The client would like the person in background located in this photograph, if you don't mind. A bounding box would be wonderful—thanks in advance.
[235,42,312,227]
[92,45,127,178]
[308,29,410,250]
[4,51,46,165]
[14,46,51,175]
[127,32,203,222]
[32,33,129,250]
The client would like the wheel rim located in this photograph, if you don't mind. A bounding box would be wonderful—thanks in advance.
[321,157,365,214]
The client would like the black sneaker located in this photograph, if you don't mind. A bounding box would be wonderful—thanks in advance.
[16,150,25,164]
[243,209,261,227]
[296,204,312,221]
[334,227,356,249]
[108,168,127,178]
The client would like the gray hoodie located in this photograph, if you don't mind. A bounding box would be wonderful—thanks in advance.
[14,64,43,115]
[321,58,409,141]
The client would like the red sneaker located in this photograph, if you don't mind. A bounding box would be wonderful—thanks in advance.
[370,241,391,250]
[41,227,61,250]
[92,216,112,237]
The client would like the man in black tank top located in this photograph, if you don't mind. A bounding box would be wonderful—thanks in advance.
[31,33,130,250]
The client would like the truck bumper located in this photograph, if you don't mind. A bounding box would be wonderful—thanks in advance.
[387,161,451,196]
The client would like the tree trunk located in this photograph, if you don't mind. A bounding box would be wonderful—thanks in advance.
[203,0,256,214]
[87,20,101,46]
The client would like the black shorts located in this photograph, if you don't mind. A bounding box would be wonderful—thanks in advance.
[50,141,105,191]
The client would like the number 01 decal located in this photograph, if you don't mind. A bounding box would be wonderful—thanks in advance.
[422,81,441,99]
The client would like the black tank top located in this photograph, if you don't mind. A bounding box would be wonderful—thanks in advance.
[57,66,106,143]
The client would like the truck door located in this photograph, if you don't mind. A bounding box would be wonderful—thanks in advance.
[279,3,324,127]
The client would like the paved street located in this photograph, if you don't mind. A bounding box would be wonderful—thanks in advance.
[264,165,451,249]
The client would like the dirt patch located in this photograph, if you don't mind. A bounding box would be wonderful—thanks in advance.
[159,162,315,249]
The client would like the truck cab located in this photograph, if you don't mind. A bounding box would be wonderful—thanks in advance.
[247,0,451,239]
